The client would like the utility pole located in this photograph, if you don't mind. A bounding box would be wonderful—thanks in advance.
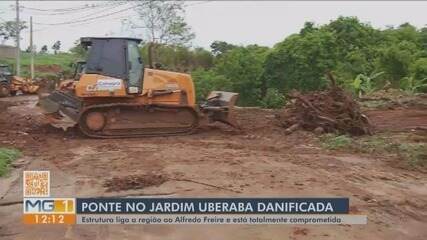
[15,0,20,76]
[30,16,34,80]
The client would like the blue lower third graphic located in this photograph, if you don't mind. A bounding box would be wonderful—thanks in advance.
[76,198,349,214]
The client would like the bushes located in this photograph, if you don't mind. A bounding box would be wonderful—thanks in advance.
[410,58,427,80]
[191,69,232,101]
[262,18,427,97]
[400,76,427,94]
[259,88,286,109]
[191,45,269,106]
[190,16,427,108]
[262,31,334,93]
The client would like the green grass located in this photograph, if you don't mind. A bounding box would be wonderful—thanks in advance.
[320,134,353,150]
[398,143,427,167]
[0,148,22,177]
[0,52,80,78]
[319,134,426,168]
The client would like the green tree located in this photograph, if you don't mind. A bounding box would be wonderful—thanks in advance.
[0,21,27,44]
[299,22,317,35]
[128,0,195,66]
[69,40,86,57]
[40,45,48,54]
[191,69,232,101]
[213,45,269,106]
[192,47,214,69]
[210,41,237,56]
[262,29,336,93]
[52,40,61,54]
[131,1,194,45]
[409,58,427,80]
[382,23,421,46]
[139,44,214,72]
[377,41,419,86]
[262,17,426,94]
[326,17,383,81]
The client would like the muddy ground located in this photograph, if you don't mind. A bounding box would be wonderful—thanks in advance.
[0,95,426,240]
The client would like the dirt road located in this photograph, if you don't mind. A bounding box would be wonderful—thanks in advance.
[0,95,426,240]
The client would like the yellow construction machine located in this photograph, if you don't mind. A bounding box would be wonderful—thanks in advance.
[38,37,238,138]
[0,64,40,97]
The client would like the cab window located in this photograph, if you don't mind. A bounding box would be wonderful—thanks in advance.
[127,41,143,89]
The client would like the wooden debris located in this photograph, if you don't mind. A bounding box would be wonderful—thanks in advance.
[277,75,373,136]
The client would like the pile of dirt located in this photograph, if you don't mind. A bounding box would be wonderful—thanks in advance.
[103,174,167,192]
[276,76,372,136]
[35,64,63,73]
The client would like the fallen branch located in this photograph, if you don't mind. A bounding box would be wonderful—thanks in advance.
[285,123,300,135]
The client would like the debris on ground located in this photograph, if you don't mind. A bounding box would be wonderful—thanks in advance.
[11,76,40,94]
[103,174,167,192]
[276,74,373,136]
[35,64,63,73]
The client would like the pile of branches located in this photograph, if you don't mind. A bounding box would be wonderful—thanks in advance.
[277,74,373,136]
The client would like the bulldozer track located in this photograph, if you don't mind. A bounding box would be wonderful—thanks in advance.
[78,103,199,138]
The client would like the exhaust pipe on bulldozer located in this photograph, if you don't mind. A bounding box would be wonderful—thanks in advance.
[200,91,240,128]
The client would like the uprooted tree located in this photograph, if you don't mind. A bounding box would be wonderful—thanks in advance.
[276,73,373,136]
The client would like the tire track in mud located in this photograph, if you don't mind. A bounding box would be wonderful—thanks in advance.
[278,153,427,225]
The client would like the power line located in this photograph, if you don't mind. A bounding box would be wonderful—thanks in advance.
[34,5,135,26]
[67,14,130,28]
[21,2,125,16]
[21,27,48,33]
[19,1,206,38]
[21,3,114,13]
[30,2,127,21]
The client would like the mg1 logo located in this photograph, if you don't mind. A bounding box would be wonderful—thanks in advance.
[24,198,75,214]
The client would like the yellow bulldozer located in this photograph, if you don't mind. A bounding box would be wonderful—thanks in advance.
[38,37,238,138]
[0,64,40,97]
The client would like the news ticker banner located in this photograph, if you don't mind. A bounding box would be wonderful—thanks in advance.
[23,197,367,225]
[22,171,367,225]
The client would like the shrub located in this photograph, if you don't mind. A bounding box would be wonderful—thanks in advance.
[259,88,286,109]
[0,148,21,177]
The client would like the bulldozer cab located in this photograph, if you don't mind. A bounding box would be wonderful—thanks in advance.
[80,37,144,94]
[71,61,86,80]
[0,64,13,86]
[0,64,11,73]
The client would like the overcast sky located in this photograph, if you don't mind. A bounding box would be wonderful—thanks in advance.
[0,1,426,52]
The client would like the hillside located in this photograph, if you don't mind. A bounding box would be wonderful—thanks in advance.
[0,52,80,78]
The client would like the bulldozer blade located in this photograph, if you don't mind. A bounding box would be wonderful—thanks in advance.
[38,91,81,130]
[200,91,240,128]
[43,112,77,131]
[38,94,60,114]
